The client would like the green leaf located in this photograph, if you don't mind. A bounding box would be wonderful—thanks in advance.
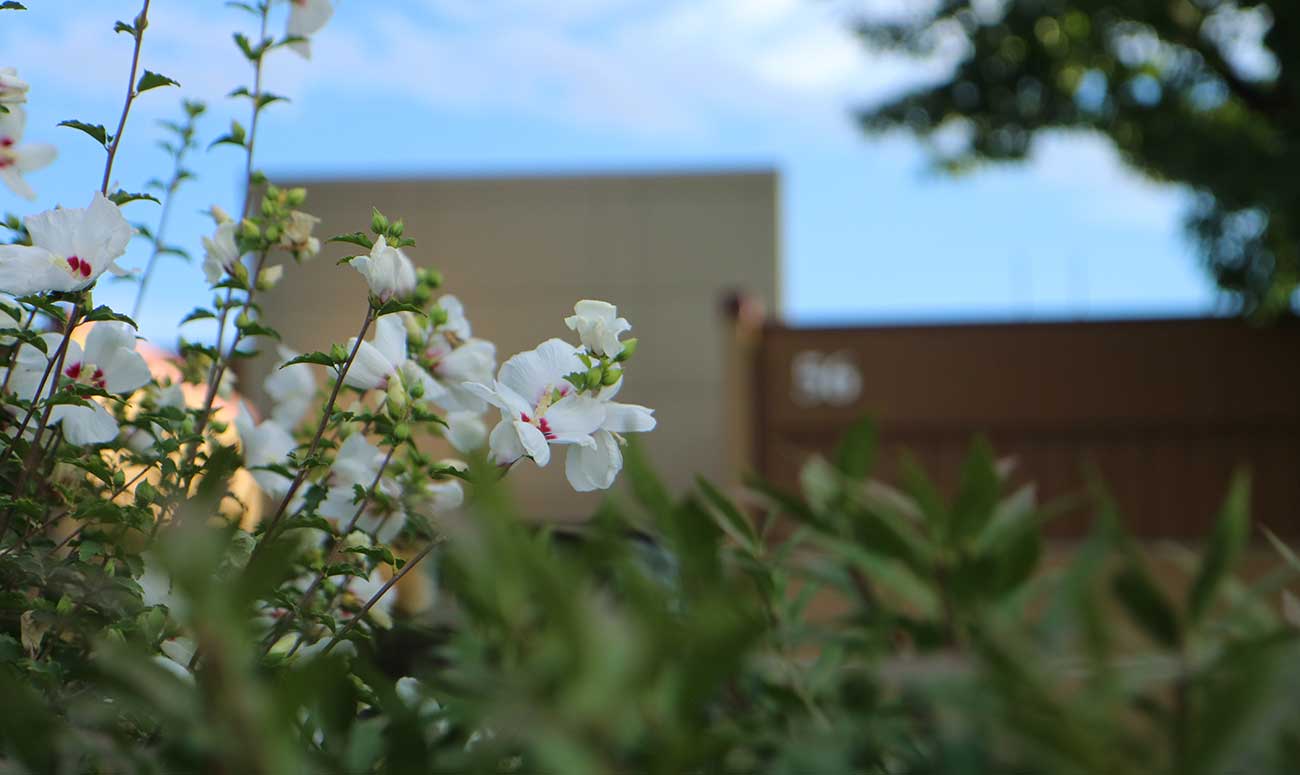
[179,308,216,325]
[1112,563,1182,648]
[1187,470,1251,623]
[112,19,133,33]
[373,299,425,318]
[0,2,24,9]
[108,190,161,206]
[81,305,139,328]
[209,119,247,149]
[833,416,876,479]
[950,436,1000,542]
[235,318,279,340]
[281,351,337,368]
[328,232,374,249]
[697,476,760,555]
[136,70,179,93]
[58,120,110,149]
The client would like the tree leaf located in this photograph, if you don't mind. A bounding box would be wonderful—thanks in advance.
[328,232,374,249]
[1112,563,1182,648]
[108,190,161,206]
[833,416,876,479]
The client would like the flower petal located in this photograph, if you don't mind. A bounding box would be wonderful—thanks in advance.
[565,430,622,492]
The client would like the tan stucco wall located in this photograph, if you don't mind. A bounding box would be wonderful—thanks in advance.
[245,170,778,520]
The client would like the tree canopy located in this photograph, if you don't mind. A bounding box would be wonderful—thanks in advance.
[857,2,1298,314]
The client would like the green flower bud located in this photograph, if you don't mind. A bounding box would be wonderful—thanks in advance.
[230,261,250,286]
[386,378,410,420]
[428,305,448,328]
[239,219,260,240]
[586,365,603,387]
[615,338,638,362]
[408,379,425,399]
[601,367,622,386]
[260,197,278,218]
[286,187,307,207]
[413,285,432,306]
[371,208,389,235]
[263,224,281,243]
[256,265,284,291]
[390,218,404,238]
[393,422,412,441]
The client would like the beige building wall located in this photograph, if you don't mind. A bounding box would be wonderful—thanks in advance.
[247,170,778,520]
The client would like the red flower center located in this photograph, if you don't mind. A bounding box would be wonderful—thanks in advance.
[64,361,106,389]
[64,256,92,278]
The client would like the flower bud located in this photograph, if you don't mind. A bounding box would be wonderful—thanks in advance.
[286,187,307,207]
[210,204,232,224]
[393,422,413,441]
[601,367,622,386]
[261,197,279,218]
[230,261,250,286]
[256,265,284,291]
[615,338,638,362]
[329,343,349,363]
[413,285,432,306]
[586,365,603,387]
[239,219,260,240]
[263,224,281,243]
[390,218,404,238]
[371,208,390,235]
[428,305,448,328]
[386,378,410,420]
[236,311,253,329]
[408,379,425,400]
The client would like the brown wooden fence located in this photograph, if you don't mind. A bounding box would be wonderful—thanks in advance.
[742,316,1300,538]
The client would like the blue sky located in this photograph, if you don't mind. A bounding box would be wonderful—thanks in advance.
[1,0,1215,346]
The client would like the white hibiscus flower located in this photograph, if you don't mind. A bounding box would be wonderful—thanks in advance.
[0,107,54,201]
[0,192,130,294]
[318,433,407,543]
[286,0,333,59]
[350,235,416,301]
[564,299,631,358]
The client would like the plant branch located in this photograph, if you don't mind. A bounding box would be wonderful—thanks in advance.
[101,0,152,195]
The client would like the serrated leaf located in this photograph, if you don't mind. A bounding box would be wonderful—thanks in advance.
[81,305,138,328]
[179,308,216,325]
[58,120,110,149]
[281,351,337,368]
[136,70,179,93]
[373,299,425,319]
[108,190,161,206]
[328,232,373,249]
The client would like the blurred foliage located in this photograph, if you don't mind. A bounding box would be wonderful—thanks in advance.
[4,420,1300,773]
[856,1,1300,315]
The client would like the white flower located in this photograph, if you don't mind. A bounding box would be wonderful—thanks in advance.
[280,210,320,259]
[345,314,444,406]
[410,474,464,517]
[234,402,296,499]
[436,294,472,340]
[201,220,239,284]
[286,0,333,59]
[138,555,185,614]
[0,107,55,201]
[335,567,395,629]
[3,321,150,445]
[124,380,185,455]
[319,433,407,542]
[444,410,486,452]
[564,378,656,492]
[350,235,416,301]
[564,300,631,358]
[264,345,315,428]
[464,339,605,473]
[0,67,29,104]
[0,193,130,296]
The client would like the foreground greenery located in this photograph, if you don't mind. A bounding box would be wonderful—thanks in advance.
[3,421,1298,774]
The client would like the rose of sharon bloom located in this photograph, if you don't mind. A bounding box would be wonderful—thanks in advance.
[565,377,656,492]
[0,192,130,294]
[464,338,605,475]
[319,433,407,542]
[234,402,296,499]
[417,295,496,412]
[0,107,55,201]
[350,235,416,301]
[564,300,631,358]
[0,67,29,104]
[201,220,239,284]
[286,0,334,59]
[280,210,320,259]
[4,322,150,445]
[345,314,443,403]
[264,345,316,428]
